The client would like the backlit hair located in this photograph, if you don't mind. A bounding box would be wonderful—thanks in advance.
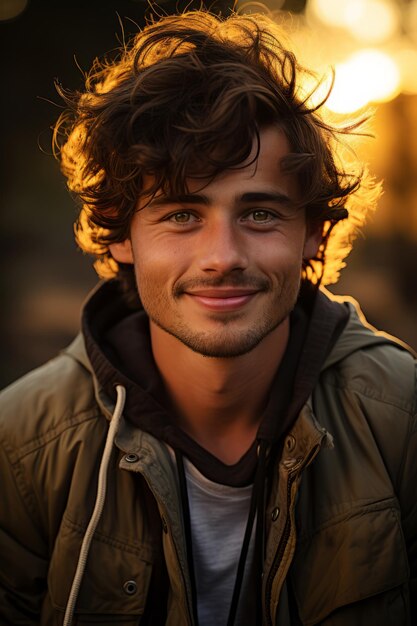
[54,9,380,295]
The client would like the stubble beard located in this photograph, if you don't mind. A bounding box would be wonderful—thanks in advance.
[149,308,291,358]
[137,272,301,359]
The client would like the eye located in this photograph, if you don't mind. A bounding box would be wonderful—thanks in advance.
[169,211,196,224]
[243,209,277,224]
[251,210,272,222]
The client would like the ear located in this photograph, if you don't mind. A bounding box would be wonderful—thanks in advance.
[109,240,134,264]
[303,223,323,260]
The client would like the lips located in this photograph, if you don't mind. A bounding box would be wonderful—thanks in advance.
[187,288,258,298]
[184,288,260,311]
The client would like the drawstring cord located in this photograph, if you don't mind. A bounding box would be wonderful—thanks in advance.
[63,384,126,626]
[175,440,268,626]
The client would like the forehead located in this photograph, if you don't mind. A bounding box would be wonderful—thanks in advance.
[141,125,295,202]
[201,125,291,183]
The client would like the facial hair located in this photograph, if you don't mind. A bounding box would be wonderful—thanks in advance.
[137,270,301,359]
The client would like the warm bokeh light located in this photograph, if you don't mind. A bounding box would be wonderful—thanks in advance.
[326,50,401,113]
[309,0,356,28]
[286,0,415,108]
[310,0,400,43]
[345,0,400,44]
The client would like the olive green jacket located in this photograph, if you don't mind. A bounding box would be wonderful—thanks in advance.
[1,300,416,625]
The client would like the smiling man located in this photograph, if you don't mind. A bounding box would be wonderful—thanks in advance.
[1,10,416,626]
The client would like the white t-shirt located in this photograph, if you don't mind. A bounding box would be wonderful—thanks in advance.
[182,456,256,626]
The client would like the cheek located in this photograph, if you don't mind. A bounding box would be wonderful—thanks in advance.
[256,234,306,273]
[132,260,167,314]
[131,239,186,300]
[133,255,162,294]
[133,232,195,279]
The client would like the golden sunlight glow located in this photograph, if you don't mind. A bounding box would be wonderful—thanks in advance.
[309,0,358,28]
[393,48,417,95]
[406,1,417,42]
[325,50,400,113]
[346,0,400,43]
[310,0,400,43]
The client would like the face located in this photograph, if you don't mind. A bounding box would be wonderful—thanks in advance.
[110,126,320,358]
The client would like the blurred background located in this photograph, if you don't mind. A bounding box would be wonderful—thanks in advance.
[1,0,416,388]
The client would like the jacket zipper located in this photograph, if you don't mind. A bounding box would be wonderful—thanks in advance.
[264,470,297,626]
[263,442,323,625]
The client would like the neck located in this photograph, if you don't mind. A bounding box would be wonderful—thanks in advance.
[150,320,290,463]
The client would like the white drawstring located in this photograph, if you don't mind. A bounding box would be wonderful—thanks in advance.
[63,384,126,626]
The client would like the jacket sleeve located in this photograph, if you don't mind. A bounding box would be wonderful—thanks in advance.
[397,361,417,622]
[0,439,48,624]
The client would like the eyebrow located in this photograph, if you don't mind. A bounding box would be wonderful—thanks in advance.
[146,190,293,208]
[147,193,209,208]
[240,192,293,205]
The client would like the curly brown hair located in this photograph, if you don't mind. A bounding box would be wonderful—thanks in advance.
[54,9,380,296]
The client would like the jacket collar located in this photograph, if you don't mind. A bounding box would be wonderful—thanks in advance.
[321,288,414,370]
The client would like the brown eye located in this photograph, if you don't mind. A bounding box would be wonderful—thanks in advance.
[252,210,270,221]
[172,212,191,223]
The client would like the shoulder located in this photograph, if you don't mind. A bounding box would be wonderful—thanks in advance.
[0,336,101,459]
[323,295,416,415]
[336,341,415,413]
[319,301,416,488]
[0,338,109,577]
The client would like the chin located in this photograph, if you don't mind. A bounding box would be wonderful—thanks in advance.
[161,318,288,359]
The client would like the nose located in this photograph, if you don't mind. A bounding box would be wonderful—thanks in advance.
[197,217,249,275]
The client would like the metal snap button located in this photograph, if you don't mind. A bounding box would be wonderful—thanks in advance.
[285,435,296,452]
[123,580,137,595]
[125,453,139,463]
[271,507,280,521]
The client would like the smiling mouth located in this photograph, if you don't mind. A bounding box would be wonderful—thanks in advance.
[184,289,260,311]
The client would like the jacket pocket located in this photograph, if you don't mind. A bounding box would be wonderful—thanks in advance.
[47,515,153,624]
[289,499,409,625]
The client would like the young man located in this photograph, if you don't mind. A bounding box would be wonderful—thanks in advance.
[1,10,416,626]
